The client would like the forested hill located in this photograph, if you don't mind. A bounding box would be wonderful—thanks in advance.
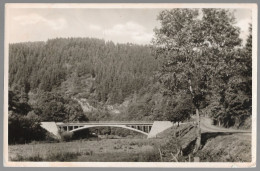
[9,38,157,104]
[9,38,164,123]
[9,24,253,126]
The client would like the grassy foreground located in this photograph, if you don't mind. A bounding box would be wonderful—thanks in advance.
[9,138,163,162]
[9,124,251,162]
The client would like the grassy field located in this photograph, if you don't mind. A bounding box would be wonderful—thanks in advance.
[9,124,252,162]
[9,138,164,162]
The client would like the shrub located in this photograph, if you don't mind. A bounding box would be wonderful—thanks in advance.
[8,112,47,144]
[129,142,137,146]
[138,149,161,162]
[60,132,74,142]
[44,132,60,143]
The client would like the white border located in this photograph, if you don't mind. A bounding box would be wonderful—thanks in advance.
[4,3,258,168]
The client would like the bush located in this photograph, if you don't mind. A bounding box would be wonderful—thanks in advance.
[44,132,60,143]
[138,149,160,162]
[8,112,47,144]
[60,132,74,142]
[129,142,137,146]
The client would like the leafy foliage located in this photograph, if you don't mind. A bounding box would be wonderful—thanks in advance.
[153,8,251,128]
[8,90,46,144]
[164,91,193,123]
[32,91,87,122]
[8,89,88,144]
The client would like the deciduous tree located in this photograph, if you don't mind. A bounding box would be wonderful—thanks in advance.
[153,9,242,152]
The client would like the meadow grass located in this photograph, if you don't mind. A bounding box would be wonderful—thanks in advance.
[11,151,81,161]
[9,138,163,162]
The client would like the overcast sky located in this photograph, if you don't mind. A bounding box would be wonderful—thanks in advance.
[8,8,252,45]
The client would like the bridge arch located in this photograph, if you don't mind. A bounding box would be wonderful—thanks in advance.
[69,125,149,136]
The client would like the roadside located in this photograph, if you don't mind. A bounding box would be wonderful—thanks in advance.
[200,117,251,133]
[156,117,252,162]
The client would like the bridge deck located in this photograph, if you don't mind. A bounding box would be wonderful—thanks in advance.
[56,122,154,126]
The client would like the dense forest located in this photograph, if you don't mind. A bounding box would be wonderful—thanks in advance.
[8,9,252,144]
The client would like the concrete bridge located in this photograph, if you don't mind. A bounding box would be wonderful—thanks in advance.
[40,121,174,139]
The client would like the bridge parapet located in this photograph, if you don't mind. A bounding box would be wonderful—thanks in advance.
[56,121,153,126]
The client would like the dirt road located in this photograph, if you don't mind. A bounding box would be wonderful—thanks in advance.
[200,117,251,133]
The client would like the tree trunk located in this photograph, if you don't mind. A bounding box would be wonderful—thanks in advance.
[218,118,221,127]
[193,108,201,153]
[188,77,201,153]
[174,125,177,137]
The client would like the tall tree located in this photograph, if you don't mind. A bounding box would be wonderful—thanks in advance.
[153,9,242,152]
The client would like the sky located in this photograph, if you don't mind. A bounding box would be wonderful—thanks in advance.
[7,8,252,45]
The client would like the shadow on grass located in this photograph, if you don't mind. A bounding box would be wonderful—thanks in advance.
[201,132,233,146]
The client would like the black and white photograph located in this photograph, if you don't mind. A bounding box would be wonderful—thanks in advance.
[4,3,257,167]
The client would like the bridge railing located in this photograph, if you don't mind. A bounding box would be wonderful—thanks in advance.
[56,121,154,126]
[59,121,153,123]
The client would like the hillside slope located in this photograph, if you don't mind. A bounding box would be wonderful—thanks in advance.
[197,132,251,162]
[155,118,251,162]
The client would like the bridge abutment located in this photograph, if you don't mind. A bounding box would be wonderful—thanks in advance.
[40,122,61,139]
[147,121,173,138]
